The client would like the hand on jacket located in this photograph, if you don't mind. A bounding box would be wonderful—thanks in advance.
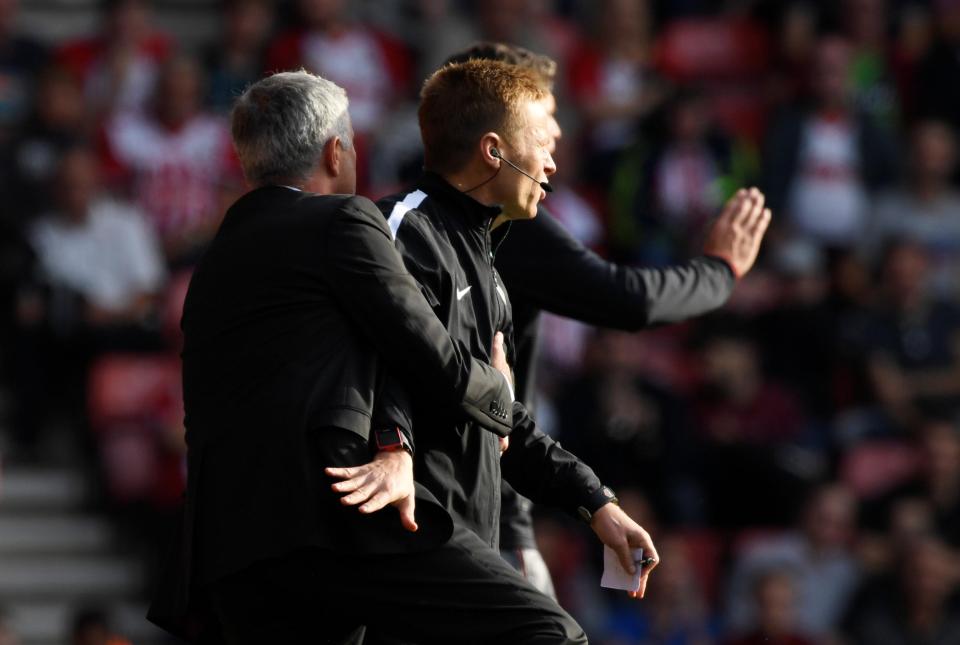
[702,187,771,279]
[590,503,659,598]
[326,450,418,532]
[491,331,511,454]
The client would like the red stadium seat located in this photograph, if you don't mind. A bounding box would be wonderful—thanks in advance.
[87,354,184,505]
[655,19,771,82]
[87,354,181,430]
[840,440,921,500]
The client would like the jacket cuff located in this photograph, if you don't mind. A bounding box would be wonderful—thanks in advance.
[701,254,739,281]
[575,485,618,523]
[460,358,513,437]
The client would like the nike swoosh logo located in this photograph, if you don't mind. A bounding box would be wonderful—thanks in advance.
[456,286,472,300]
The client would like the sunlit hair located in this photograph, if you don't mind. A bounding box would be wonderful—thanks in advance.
[231,70,352,187]
[444,42,557,91]
[419,59,546,173]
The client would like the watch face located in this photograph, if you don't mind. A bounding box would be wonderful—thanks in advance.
[376,428,403,450]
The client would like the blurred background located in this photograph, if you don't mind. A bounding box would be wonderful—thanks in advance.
[0,0,959,643]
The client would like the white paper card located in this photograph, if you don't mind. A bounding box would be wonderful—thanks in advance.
[600,546,644,591]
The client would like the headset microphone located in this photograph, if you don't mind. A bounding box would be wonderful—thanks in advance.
[489,147,553,193]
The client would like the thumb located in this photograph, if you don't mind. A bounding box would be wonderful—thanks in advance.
[398,494,418,533]
[492,331,504,356]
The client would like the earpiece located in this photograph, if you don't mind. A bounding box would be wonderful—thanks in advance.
[488,146,553,193]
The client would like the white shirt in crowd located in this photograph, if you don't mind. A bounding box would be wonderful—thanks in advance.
[788,115,869,246]
[30,198,167,312]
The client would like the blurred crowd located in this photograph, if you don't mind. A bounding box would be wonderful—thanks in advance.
[0,0,960,643]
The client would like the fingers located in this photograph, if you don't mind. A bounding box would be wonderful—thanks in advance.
[397,495,418,533]
[325,465,361,479]
[751,207,772,236]
[743,188,766,230]
[499,435,509,454]
[341,479,381,506]
[718,188,747,221]
[330,470,372,493]
[359,489,392,513]
[636,569,652,599]
[491,331,504,357]
[613,540,637,576]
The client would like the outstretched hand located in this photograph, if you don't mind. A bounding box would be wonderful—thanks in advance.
[702,187,772,279]
[590,503,659,599]
[325,450,418,532]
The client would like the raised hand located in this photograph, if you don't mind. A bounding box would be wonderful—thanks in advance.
[702,187,772,279]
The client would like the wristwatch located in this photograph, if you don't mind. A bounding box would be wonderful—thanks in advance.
[373,427,413,455]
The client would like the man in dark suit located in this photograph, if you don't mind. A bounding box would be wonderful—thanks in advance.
[147,71,584,644]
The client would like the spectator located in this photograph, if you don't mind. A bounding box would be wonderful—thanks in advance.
[556,330,697,524]
[858,240,960,427]
[28,147,166,328]
[10,146,166,459]
[692,323,810,526]
[204,0,273,114]
[766,3,819,109]
[866,120,960,300]
[99,56,240,265]
[623,86,734,264]
[843,0,901,129]
[724,484,861,639]
[724,569,815,645]
[0,0,47,141]
[56,0,171,119]
[0,65,84,370]
[916,0,960,131]
[265,0,411,136]
[0,65,87,224]
[842,534,960,645]
[762,35,898,249]
[567,0,665,175]
[865,419,960,548]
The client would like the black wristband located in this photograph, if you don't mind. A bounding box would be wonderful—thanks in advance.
[576,486,618,523]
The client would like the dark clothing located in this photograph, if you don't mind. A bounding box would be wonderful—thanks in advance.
[148,187,514,640]
[210,524,587,645]
[492,207,736,548]
[378,174,611,548]
[760,106,899,218]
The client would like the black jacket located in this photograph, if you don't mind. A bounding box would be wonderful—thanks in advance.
[148,187,513,640]
[378,173,613,548]
[493,206,737,549]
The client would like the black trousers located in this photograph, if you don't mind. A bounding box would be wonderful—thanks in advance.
[209,524,587,645]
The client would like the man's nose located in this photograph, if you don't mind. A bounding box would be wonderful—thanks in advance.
[544,151,557,177]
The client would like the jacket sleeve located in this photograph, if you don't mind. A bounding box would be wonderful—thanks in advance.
[500,402,613,520]
[370,369,416,454]
[494,208,735,330]
[322,195,513,437]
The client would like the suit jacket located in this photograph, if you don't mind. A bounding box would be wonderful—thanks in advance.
[147,186,513,641]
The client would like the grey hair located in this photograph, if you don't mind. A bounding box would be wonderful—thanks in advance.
[231,70,352,186]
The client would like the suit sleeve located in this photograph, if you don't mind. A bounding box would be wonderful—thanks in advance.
[370,369,416,454]
[500,402,613,520]
[322,195,513,437]
[495,209,736,330]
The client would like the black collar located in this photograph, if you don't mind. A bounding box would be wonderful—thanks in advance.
[416,171,503,228]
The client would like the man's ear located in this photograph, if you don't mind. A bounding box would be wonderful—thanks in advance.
[323,136,342,177]
[480,132,501,169]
